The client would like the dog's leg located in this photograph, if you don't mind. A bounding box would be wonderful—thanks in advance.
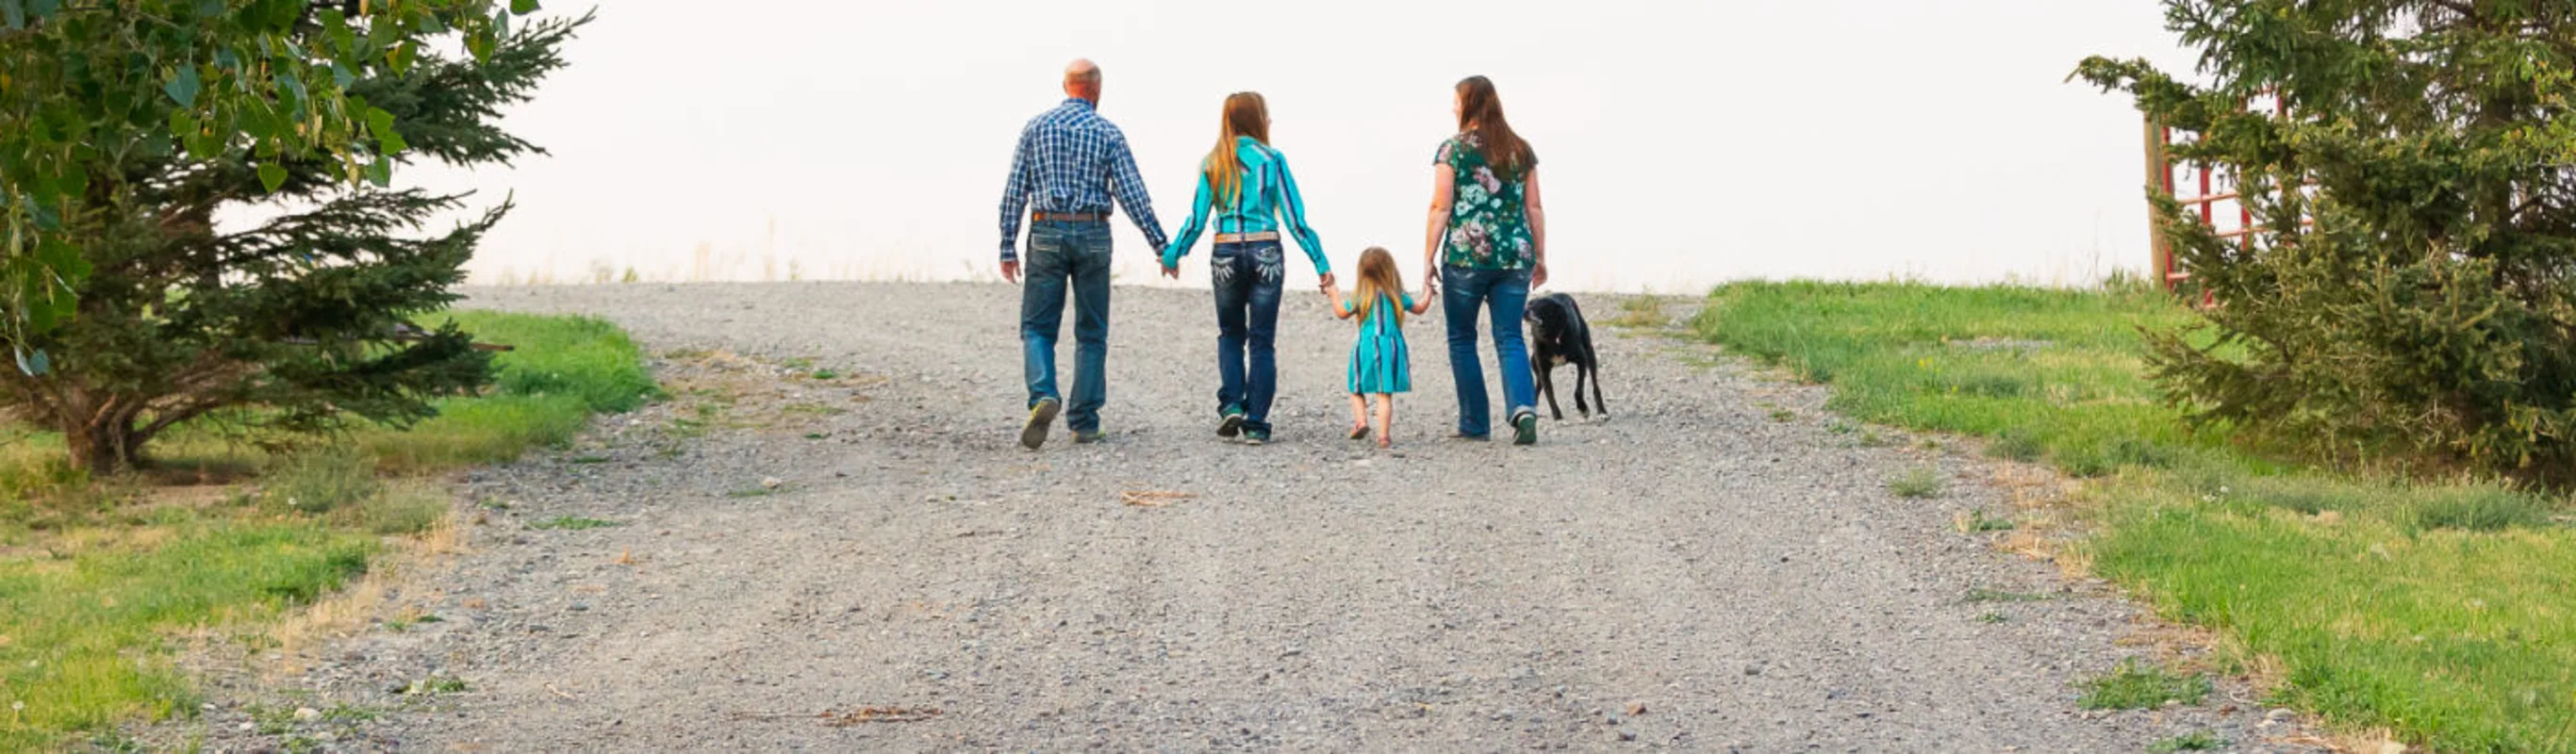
[1537,363,1564,420]
[1574,361,1591,418]
[1576,347,1596,417]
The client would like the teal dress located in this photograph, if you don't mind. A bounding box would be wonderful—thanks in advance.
[1347,292,1414,395]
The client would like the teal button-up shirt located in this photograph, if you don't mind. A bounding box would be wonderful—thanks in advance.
[1161,137,1330,274]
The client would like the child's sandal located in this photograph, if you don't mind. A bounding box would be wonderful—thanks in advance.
[1348,423,1371,441]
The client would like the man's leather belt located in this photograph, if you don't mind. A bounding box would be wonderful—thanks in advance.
[1215,231,1281,243]
[1032,211,1108,222]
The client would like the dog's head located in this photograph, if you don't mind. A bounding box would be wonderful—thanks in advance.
[1524,295,1571,349]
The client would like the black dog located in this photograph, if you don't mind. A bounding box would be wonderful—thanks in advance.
[1524,293,1607,420]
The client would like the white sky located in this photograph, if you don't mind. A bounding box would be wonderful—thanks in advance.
[413,0,2202,292]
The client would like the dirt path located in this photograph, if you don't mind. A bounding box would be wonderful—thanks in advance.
[207,282,2315,751]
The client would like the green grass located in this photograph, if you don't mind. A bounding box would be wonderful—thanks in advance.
[0,309,652,748]
[0,522,373,742]
[358,311,657,472]
[1697,281,2576,752]
[2079,659,2213,710]
[1699,280,2213,477]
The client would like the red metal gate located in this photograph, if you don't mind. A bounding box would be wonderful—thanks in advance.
[2145,92,2296,294]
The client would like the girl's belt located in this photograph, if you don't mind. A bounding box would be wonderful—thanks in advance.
[1214,231,1280,243]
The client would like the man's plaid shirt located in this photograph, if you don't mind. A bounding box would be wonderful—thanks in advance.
[998,98,1166,262]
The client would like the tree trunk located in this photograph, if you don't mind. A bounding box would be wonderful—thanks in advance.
[58,417,140,474]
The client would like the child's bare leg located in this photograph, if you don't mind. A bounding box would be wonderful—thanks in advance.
[1347,393,1369,438]
[1374,394,1395,448]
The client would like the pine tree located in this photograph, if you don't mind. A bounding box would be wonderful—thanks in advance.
[0,5,587,472]
[2078,2,2576,480]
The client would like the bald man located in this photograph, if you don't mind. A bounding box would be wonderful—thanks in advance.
[998,59,1167,450]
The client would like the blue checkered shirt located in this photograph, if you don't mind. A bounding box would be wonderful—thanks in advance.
[998,98,1167,262]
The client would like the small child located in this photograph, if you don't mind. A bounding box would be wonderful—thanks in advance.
[1325,247,1434,449]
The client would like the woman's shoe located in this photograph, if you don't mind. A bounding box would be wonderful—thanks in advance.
[1511,412,1539,446]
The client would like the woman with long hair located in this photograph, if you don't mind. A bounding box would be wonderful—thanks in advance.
[1425,75,1548,445]
[1161,92,1336,446]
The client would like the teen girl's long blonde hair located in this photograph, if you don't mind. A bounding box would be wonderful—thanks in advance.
[1352,247,1407,327]
[1202,92,1270,205]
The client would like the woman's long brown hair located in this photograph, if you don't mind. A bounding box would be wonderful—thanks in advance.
[1352,247,1407,327]
[1456,76,1534,179]
[1203,92,1270,205]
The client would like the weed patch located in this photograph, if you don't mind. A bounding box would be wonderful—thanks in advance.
[528,516,621,531]
[2078,659,2211,710]
[1964,587,2051,603]
[2149,730,2222,752]
[1888,467,1945,499]
[262,449,382,515]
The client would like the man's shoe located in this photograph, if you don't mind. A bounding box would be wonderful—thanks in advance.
[1217,406,1247,439]
[1020,398,1062,450]
[1511,411,1539,446]
[1243,428,1271,447]
[1073,430,1105,445]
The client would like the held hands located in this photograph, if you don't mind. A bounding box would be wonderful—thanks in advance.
[1161,265,1180,280]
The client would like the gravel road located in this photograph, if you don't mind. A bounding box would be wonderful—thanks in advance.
[177,282,2326,751]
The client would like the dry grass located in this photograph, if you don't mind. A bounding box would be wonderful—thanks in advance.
[1606,295,1674,329]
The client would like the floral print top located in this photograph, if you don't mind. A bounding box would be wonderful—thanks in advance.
[1435,134,1537,270]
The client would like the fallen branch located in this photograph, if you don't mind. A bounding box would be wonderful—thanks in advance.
[822,707,944,726]
[729,707,944,726]
[1120,490,1196,508]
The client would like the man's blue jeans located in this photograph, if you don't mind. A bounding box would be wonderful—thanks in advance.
[1442,265,1537,437]
[1021,221,1113,433]
[1211,240,1285,434]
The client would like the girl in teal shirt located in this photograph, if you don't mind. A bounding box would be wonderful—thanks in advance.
[1160,92,1335,445]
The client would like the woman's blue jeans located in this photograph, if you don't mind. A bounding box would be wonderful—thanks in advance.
[1441,265,1537,437]
[1211,240,1285,434]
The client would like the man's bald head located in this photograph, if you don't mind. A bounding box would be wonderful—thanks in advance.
[1064,58,1102,103]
